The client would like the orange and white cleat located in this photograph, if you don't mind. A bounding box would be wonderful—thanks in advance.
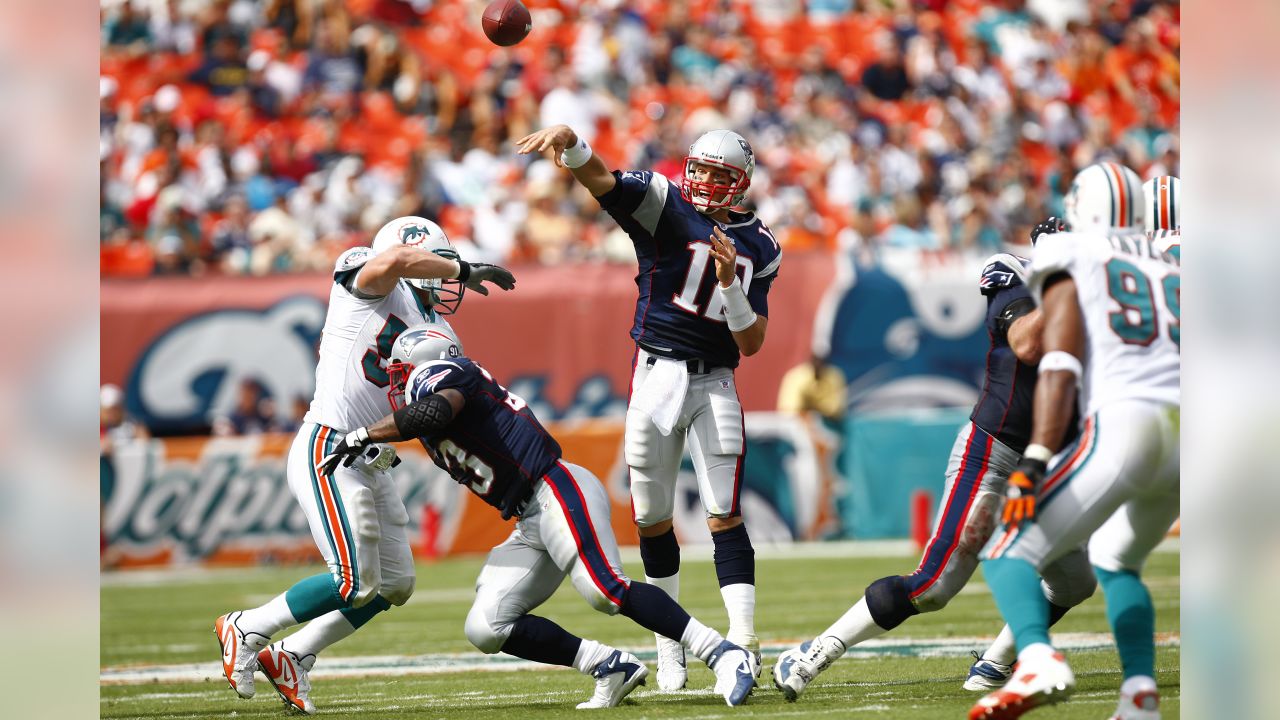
[968,644,1075,719]
[214,612,266,699]
[258,643,316,715]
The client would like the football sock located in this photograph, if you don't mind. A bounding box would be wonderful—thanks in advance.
[620,581,692,643]
[982,624,1018,666]
[239,587,299,638]
[280,573,346,624]
[573,639,616,675]
[712,524,756,645]
[1095,566,1156,678]
[983,558,1052,651]
[680,617,725,665]
[640,527,681,594]
[983,602,1073,665]
[822,597,885,650]
[500,615,582,668]
[280,596,391,661]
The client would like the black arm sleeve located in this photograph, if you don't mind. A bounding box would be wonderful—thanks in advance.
[994,296,1036,341]
[392,393,455,439]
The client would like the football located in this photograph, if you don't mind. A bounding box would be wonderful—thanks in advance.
[482,0,532,47]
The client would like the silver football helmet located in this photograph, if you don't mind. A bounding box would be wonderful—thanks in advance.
[371,216,466,313]
[1141,175,1180,233]
[682,129,755,213]
[1063,162,1146,232]
[386,322,464,410]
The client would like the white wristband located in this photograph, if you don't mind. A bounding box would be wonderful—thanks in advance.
[1039,350,1083,380]
[719,276,757,332]
[560,134,592,169]
[1023,443,1053,463]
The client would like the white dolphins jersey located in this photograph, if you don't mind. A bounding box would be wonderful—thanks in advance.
[303,247,447,431]
[1027,230,1180,417]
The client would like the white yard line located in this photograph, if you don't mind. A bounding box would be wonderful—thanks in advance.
[101,632,1179,686]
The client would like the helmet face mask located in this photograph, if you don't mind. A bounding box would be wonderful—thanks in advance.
[680,129,754,213]
[385,323,464,410]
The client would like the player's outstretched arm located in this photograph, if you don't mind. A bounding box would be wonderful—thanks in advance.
[515,124,617,197]
[710,227,768,356]
[1007,309,1045,364]
[356,245,464,297]
[317,390,466,474]
[357,246,516,298]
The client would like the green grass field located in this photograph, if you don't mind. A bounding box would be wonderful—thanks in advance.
[101,545,1179,719]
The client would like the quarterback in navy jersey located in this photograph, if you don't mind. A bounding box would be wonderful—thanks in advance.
[317,323,758,709]
[518,124,780,688]
[772,219,1097,702]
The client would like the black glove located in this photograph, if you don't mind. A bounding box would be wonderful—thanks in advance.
[458,261,516,296]
[318,427,373,476]
[1030,216,1066,245]
[1002,456,1047,529]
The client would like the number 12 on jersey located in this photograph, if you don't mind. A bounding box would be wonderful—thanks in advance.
[671,241,755,321]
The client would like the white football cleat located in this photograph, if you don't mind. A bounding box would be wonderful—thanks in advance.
[708,640,755,707]
[576,650,648,709]
[214,611,267,699]
[730,634,763,682]
[654,636,687,691]
[258,644,316,715]
[1109,676,1160,720]
[772,635,844,702]
[963,651,1015,691]
[968,645,1075,720]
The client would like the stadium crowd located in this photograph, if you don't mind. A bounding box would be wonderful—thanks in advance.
[100,0,1179,277]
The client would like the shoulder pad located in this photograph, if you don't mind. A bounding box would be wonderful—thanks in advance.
[979,253,1029,295]
[334,247,375,282]
[406,359,467,401]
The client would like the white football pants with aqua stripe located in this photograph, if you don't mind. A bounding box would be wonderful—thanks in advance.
[985,400,1180,574]
[286,422,416,609]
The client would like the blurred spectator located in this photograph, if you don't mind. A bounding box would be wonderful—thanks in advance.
[189,35,250,96]
[212,379,278,436]
[100,384,149,451]
[104,1,153,57]
[862,34,912,102]
[98,0,1178,276]
[777,353,847,422]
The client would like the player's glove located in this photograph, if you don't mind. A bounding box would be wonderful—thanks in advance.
[1001,456,1046,529]
[456,260,516,296]
[1030,216,1066,245]
[318,427,373,476]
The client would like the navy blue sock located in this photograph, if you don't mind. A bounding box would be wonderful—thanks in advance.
[619,581,692,642]
[712,523,755,587]
[639,527,680,579]
[499,615,582,668]
[1047,601,1071,627]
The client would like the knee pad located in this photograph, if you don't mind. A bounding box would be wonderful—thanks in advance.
[464,603,510,655]
[381,574,415,607]
[349,583,382,609]
[864,575,920,631]
[1042,551,1099,608]
[583,587,623,616]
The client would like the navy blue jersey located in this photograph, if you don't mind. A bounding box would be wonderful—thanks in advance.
[970,255,1040,454]
[596,170,782,369]
[406,357,562,518]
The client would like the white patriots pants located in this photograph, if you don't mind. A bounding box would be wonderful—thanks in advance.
[625,349,746,526]
[906,422,1096,612]
[286,422,416,608]
[985,401,1181,574]
[464,461,631,653]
